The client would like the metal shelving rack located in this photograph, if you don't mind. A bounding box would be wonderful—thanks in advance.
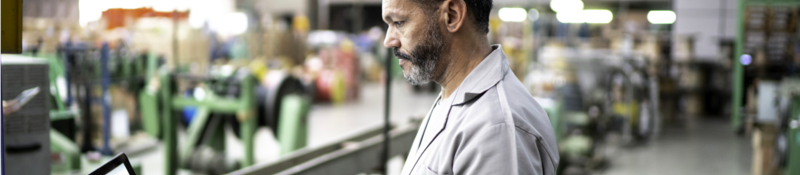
[732,0,800,130]
[732,0,800,174]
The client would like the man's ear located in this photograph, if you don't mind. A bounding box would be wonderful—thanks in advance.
[440,0,467,33]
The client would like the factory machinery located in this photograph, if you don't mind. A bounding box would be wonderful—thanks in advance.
[531,51,658,174]
[4,44,423,175]
[2,42,152,174]
[775,79,800,175]
[0,2,415,174]
[4,39,327,174]
[137,65,316,174]
[731,0,800,174]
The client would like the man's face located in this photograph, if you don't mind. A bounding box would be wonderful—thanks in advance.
[383,0,445,85]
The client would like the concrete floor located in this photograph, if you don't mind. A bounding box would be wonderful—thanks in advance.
[597,118,752,175]
[133,82,753,175]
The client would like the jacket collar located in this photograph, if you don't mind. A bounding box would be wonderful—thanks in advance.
[407,45,510,174]
[451,44,509,105]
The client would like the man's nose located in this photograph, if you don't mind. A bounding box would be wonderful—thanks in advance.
[383,30,400,49]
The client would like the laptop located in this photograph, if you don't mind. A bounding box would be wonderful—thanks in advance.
[88,153,136,175]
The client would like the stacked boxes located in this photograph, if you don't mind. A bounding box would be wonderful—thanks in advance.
[745,6,798,77]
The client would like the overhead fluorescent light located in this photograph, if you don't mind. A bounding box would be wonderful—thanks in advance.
[550,0,584,12]
[582,10,613,23]
[647,10,676,24]
[209,12,249,35]
[557,9,613,24]
[556,11,582,23]
[499,7,528,22]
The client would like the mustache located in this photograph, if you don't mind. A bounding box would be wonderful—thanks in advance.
[393,47,412,60]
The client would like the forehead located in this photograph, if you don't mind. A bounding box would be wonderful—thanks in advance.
[382,0,418,15]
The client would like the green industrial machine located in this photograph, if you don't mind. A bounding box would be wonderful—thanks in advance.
[45,53,82,173]
[539,97,594,174]
[538,56,657,174]
[20,39,309,174]
[1,54,128,175]
[539,87,606,175]
[607,64,656,142]
[789,98,800,175]
[17,42,156,174]
[776,78,800,175]
[139,68,311,175]
[788,97,800,175]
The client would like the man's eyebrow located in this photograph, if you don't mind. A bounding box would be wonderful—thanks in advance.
[383,12,397,23]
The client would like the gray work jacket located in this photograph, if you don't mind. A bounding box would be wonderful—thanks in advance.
[400,45,559,175]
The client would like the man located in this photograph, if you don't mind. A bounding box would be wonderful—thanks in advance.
[382,0,559,174]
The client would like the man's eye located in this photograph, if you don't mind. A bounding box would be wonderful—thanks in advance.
[393,21,404,27]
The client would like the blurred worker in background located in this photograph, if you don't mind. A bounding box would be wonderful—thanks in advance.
[383,0,559,174]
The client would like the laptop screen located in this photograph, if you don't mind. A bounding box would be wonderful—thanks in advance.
[107,164,131,175]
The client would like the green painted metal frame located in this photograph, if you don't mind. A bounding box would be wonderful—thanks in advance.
[178,106,210,162]
[49,93,80,174]
[50,130,81,173]
[139,54,162,138]
[789,95,800,175]
[158,72,258,175]
[277,95,309,156]
[139,89,160,137]
[733,0,744,129]
[783,78,800,175]
[140,63,310,174]
[160,73,179,175]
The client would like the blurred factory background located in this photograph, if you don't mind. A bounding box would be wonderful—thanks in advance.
[0,0,798,174]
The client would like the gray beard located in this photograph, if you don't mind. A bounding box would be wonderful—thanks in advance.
[402,22,444,85]
[404,57,437,85]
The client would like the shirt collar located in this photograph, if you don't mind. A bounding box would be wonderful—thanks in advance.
[449,44,509,105]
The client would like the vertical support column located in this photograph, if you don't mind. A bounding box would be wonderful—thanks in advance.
[100,42,113,155]
[1,0,22,53]
[161,74,177,175]
[172,10,179,68]
[146,53,158,81]
[277,95,308,156]
[787,96,800,174]
[382,48,392,173]
[63,44,75,106]
[240,114,256,167]
[80,59,95,152]
[240,76,257,167]
[732,0,745,131]
[0,16,4,174]
[318,0,329,29]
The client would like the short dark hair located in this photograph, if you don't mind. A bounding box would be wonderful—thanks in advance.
[411,0,492,34]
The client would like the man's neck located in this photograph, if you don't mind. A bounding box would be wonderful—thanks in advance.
[434,36,492,100]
